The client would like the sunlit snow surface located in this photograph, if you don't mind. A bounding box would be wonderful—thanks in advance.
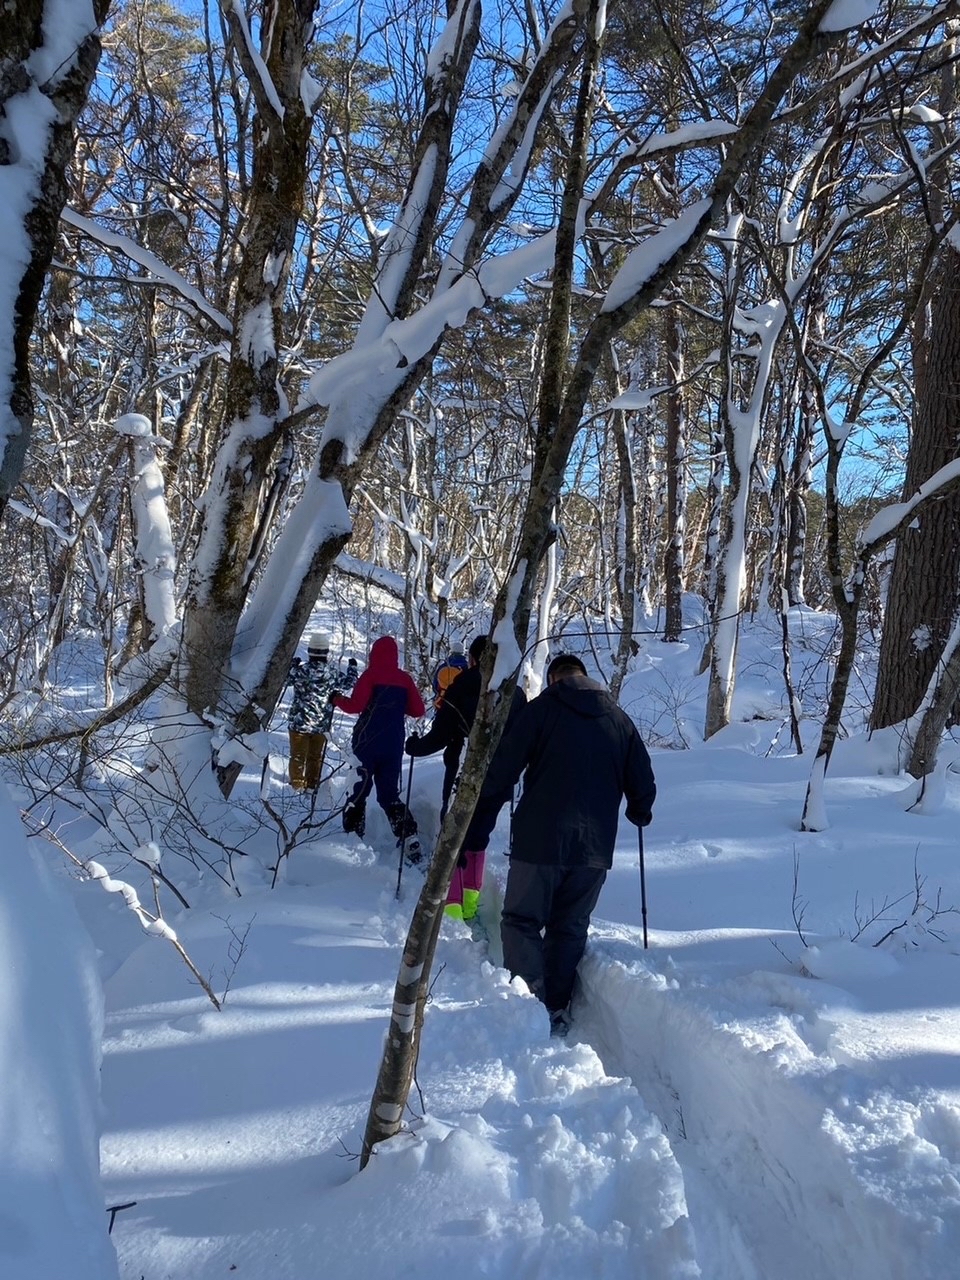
[10,606,960,1279]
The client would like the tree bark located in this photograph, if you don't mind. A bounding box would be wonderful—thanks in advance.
[0,0,110,520]
[871,244,960,733]
[663,302,687,643]
[871,22,959,736]
[178,0,320,718]
[610,410,638,701]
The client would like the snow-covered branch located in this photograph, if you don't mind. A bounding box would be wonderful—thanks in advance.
[219,0,286,121]
[61,208,232,333]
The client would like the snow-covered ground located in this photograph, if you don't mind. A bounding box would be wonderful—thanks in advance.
[6,609,960,1279]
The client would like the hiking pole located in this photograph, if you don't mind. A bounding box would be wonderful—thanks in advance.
[396,754,415,899]
[638,826,649,949]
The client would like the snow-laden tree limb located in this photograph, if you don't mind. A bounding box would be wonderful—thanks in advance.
[229,0,590,737]
[219,0,285,122]
[60,208,232,333]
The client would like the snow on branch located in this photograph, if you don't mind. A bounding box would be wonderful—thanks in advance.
[82,856,222,1010]
[440,0,597,289]
[859,457,960,550]
[634,121,740,158]
[62,209,232,334]
[22,810,223,1011]
[601,200,712,314]
[85,858,176,938]
[221,0,285,121]
[820,0,880,33]
[334,551,407,599]
[306,229,557,431]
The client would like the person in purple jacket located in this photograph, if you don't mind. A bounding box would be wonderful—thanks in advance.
[334,636,426,863]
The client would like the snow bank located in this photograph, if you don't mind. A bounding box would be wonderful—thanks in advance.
[0,786,118,1278]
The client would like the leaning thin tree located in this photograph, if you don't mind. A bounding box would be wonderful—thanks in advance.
[360,0,847,1167]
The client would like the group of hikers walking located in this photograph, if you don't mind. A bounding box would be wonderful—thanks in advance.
[286,630,655,1037]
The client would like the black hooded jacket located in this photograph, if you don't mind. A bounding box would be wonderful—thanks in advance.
[407,665,527,757]
[481,674,656,869]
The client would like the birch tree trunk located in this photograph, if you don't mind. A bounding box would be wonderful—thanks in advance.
[117,414,177,648]
[362,0,843,1162]
[362,0,608,1165]
[704,216,788,738]
[697,414,725,675]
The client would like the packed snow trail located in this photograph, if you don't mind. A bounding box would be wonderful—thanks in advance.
[576,940,911,1280]
[98,848,701,1279]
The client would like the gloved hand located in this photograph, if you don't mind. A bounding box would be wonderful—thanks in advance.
[456,850,468,869]
[405,734,423,756]
[627,806,653,828]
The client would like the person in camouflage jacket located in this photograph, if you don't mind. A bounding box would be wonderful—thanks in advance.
[288,632,357,790]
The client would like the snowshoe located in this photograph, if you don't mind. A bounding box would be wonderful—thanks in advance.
[387,801,418,841]
[403,838,425,869]
[549,1009,572,1039]
[466,915,489,948]
[342,800,366,837]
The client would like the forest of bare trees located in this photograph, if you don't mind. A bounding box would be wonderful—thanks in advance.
[1,0,959,1157]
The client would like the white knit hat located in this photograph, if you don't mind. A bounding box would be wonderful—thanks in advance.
[308,631,331,653]
[450,640,464,655]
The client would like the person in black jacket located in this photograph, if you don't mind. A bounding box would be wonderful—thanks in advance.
[406,634,526,919]
[406,635,510,817]
[482,654,656,1037]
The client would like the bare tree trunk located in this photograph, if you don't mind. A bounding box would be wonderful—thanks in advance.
[0,0,109,520]
[779,587,804,755]
[178,0,319,718]
[362,0,607,1165]
[610,410,638,701]
[871,25,960,733]
[697,415,725,676]
[785,375,817,606]
[871,243,960,731]
[704,212,788,739]
[663,302,686,642]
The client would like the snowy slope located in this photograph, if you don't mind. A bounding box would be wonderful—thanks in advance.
[0,785,119,1280]
[9,607,960,1280]
[88,735,960,1280]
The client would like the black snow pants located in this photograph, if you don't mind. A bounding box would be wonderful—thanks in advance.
[500,861,606,1014]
